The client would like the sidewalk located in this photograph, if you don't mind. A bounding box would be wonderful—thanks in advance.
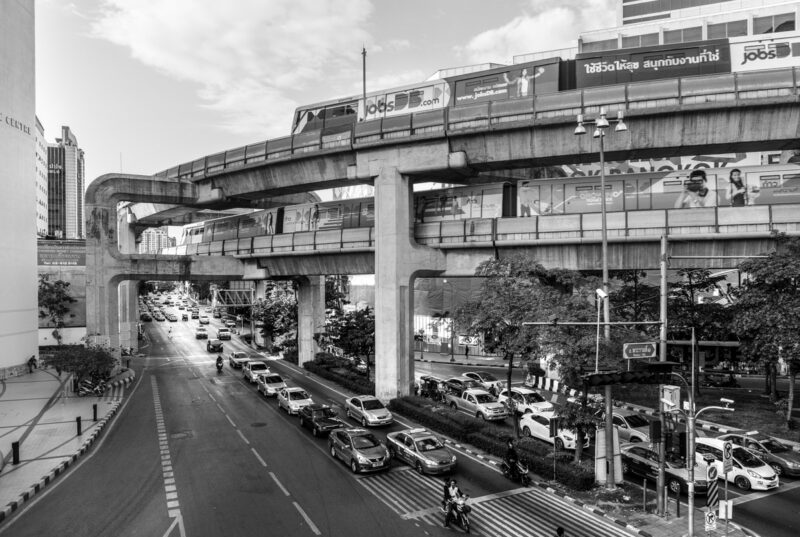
[0,367,135,523]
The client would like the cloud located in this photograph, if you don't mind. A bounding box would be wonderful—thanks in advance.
[457,0,617,64]
[90,0,373,137]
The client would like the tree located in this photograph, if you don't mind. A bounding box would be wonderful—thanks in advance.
[732,234,800,428]
[38,274,77,345]
[325,275,350,313]
[40,344,117,383]
[611,270,660,330]
[318,307,375,376]
[253,281,297,353]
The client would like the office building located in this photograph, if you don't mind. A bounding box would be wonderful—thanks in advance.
[35,116,48,237]
[138,227,176,254]
[48,126,85,239]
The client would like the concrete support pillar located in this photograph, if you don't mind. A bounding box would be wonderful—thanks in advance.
[373,166,446,401]
[296,276,325,366]
[255,279,269,301]
[117,209,138,352]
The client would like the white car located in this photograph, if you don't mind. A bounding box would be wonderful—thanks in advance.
[243,360,269,383]
[463,371,505,393]
[199,315,210,324]
[695,437,779,491]
[520,411,589,450]
[256,373,286,397]
[228,351,250,369]
[344,395,393,427]
[277,387,314,415]
[497,387,553,415]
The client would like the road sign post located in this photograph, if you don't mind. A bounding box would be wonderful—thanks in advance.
[622,342,657,360]
[706,464,719,512]
[722,441,733,535]
[704,510,717,532]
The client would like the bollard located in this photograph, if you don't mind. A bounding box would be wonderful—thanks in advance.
[76,416,82,436]
[93,403,98,422]
[12,441,20,465]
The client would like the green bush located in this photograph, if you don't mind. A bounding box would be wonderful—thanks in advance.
[283,348,298,364]
[388,395,595,491]
[303,361,374,395]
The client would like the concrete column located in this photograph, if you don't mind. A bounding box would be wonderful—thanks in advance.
[117,209,138,352]
[296,276,325,366]
[255,279,269,301]
[373,167,446,401]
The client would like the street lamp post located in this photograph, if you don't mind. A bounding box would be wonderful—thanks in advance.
[443,279,455,362]
[574,108,627,340]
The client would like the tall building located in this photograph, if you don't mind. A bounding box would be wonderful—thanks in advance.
[620,0,798,27]
[0,0,38,369]
[47,126,85,239]
[35,116,48,237]
[138,227,176,254]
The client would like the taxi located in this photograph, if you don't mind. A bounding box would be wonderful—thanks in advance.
[386,427,456,475]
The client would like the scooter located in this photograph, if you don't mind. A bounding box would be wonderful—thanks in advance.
[216,357,224,373]
[501,458,531,486]
[444,495,471,533]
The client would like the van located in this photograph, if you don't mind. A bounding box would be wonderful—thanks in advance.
[217,327,232,340]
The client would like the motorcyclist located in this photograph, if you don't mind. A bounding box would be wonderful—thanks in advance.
[505,439,520,480]
[216,355,224,370]
[443,478,463,528]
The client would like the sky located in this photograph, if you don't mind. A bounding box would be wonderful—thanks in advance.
[35,0,617,185]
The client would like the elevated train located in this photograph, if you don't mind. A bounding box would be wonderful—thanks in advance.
[178,164,800,247]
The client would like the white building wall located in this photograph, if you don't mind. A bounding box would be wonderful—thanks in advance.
[0,0,38,371]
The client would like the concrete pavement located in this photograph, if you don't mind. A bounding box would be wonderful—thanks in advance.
[0,366,134,523]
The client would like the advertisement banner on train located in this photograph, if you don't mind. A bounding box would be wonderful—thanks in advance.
[362,82,450,121]
[576,40,731,88]
[452,59,560,105]
[730,32,800,72]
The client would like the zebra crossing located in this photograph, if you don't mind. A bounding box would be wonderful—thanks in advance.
[356,467,634,537]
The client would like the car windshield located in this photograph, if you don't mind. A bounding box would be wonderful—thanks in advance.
[264,375,283,384]
[480,373,498,382]
[733,447,764,468]
[757,438,788,453]
[312,408,337,419]
[232,352,246,358]
[474,394,496,404]
[362,399,384,410]
[415,437,444,452]
[251,363,267,371]
[625,415,650,428]
[289,391,310,401]
[352,434,380,450]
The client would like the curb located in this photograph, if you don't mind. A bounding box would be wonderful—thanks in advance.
[0,400,122,524]
[108,373,135,389]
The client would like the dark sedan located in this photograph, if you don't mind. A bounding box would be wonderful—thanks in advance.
[299,404,344,437]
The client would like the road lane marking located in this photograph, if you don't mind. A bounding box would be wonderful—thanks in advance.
[293,501,321,536]
[237,430,250,445]
[270,472,290,496]
[225,414,236,428]
[251,448,268,467]
[151,377,184,523]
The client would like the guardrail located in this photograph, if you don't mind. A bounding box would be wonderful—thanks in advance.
[155,67,800,182]
[160,204,800,256]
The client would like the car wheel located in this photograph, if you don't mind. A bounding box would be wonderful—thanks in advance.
[330,445,336,459]
[450,402,457,410]
[477,412,486,421]
[350,459,359,474]
[770,463,783,477]
[312,427,319,438]
[361,417,368,428]
[667,478,682,495]
[522,426,531,437]
[299,416,305,427]
[554,438,564,451]
[735,475,752,491]
[416,461,424,475]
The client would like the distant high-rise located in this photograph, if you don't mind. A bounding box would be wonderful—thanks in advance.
[47,126,85,239]
[35,116,48,237]
[138,227,176,254]
[620,0,798,26]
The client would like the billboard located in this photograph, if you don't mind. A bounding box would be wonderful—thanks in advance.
[38,240,85,266]
[362,82,450,121]
[730,31,800,72]
[576,39,731,88]
[451,58,561,106]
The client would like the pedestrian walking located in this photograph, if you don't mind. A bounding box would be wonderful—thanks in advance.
[464,346,470,360]
[556,526,565,536]
[27,355,37,373]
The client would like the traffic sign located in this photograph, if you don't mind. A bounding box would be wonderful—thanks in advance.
[623,342,657,360]
[723,441,733,474]
[705,510,717,531]
[706,465,719,510]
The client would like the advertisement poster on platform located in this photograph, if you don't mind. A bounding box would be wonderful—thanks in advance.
[730,32,800,72]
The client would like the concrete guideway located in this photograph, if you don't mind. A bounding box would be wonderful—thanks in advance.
[0,368,134,524]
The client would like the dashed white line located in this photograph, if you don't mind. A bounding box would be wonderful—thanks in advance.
[225,414,236,428]
[293,501,321,535]
[151,377,184,524]
[251,448,268,467]
[237,430,250,445]
[270,472,290,496]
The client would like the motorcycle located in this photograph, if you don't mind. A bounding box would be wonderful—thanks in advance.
[216,357,224,373]
[444,495,471,533]
[501,458,531,486]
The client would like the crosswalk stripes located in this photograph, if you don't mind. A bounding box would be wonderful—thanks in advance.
[356,467,633,537]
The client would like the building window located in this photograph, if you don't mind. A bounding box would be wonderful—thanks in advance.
[664,26,702,45]
[754,13,796,34]
[581,38,619,53]
[621,32,659,49]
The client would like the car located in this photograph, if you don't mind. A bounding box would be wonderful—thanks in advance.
[166,313,178,322]
[205,307,213,313]
[228,351,250,369]
[520,411,589,450]
[328,428,390,474]
[212,310,222,318]
[299,404,345,437]
[199,315,210,325]
[195,326,208,339]
[620,443,709,495]
[140,313,152,322]
[256,372,286,397]
[386,427,456,475]
[154,313,165,322]
[444,388,508,421]
[216,327,231,340]
[191,311,199,319]
[181,313,189,321]
[463,371,505,394]
[444,376,482,394]
[597,409,651,443]
[225,320,237,328]
[695,437,779,491]
[206,339,223,352]
[718,431,800,477]
[178,305,185,310]
[497,387,554,415]
[277,387,314,415]
[243,360,269,383]
[344,395,393,427]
